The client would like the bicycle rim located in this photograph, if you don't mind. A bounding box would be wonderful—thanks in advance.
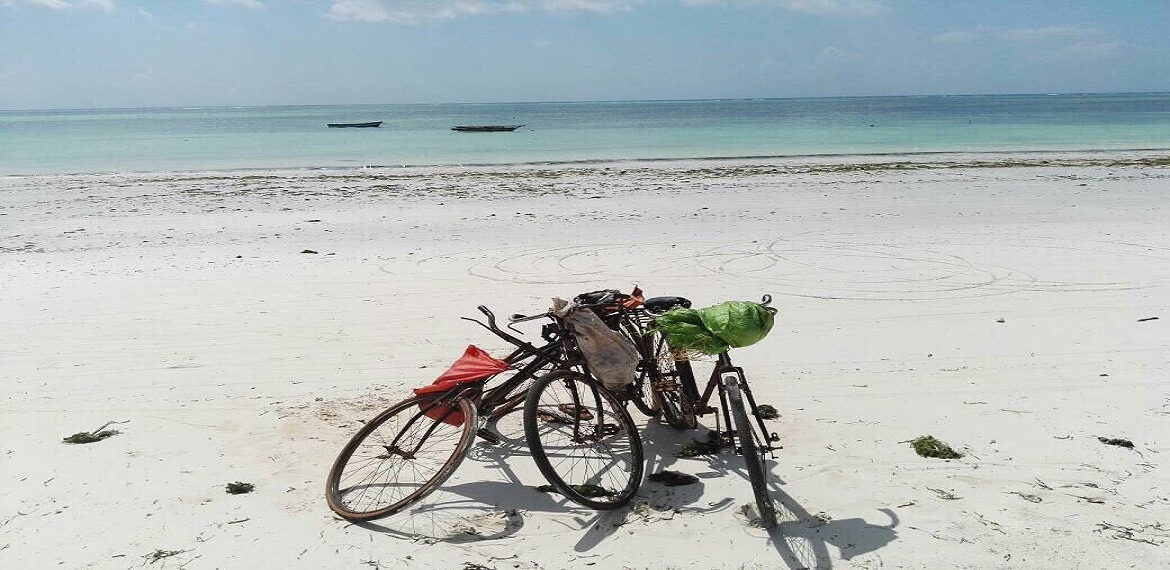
[524,370,643,509]
[326,395,477,521]
[629,368,660,418]
[724,378,777,529]
[650,333,696,429]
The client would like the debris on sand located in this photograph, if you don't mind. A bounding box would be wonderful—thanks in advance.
[225,482,255,494]
[678,431,726,458]
[1009,491,1043,503]
[911,435,963,459]
[300,249,318,254]
[756,404,780,420]
[143,549,185,564]
[1095,522,1168,546]
[1136,316,1159,322]
[1098,437,1135,449]
[737,503,765,528]
[927,487,961,500]
[570,484,615,498]
[62,421,123,444]
[648,470,700,487]
[534,484,614,498]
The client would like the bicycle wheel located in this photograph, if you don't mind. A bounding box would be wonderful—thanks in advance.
[629,361,661,418]
[326,395,477,521]
[649,333,697,429]
[724,377,778,529]
[524,370,644,509]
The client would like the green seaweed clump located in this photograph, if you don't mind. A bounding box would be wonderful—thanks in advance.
[677,431,726,458]
[756,404,779,420]
[911,435,963,459]
[62,429,120,444]
[225,481,255,494]
[648,470,700,487]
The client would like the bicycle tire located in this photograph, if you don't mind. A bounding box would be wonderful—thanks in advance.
[524,370,644,510]
[629,365,661,418]
[326,395,477,521]
[724,378,778,529]
[652,336,697,430]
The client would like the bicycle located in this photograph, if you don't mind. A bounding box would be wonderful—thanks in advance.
[325,301,643,520]
[639,295,782,529]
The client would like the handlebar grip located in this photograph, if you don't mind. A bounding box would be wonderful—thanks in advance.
[478,305,497,325]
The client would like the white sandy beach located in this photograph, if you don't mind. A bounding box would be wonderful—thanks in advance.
[2,152,1168,568]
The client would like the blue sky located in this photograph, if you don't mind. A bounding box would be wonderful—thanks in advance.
[1,0,1167,109]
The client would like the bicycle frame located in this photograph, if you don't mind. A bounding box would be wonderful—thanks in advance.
[690,353,779,455]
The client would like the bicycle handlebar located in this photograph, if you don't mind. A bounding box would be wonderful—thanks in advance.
[463,305,561,362]
[509,312,551,324]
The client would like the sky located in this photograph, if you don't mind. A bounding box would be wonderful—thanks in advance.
[1,0,1167,109]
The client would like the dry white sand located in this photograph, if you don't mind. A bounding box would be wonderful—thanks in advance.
[2,152,1168,568]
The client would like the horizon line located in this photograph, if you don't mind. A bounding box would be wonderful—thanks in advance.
[3,90,1168,113]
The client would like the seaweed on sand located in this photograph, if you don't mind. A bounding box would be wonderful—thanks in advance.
[1098,437,1134,448]
[910,435,963,459]
[62,421,122,444]
[143,549,185,564]
[534,484,614,497]
[677,431,726,458]
[648,470,700,487]
[225,482,255,494]
[756,404,779,420]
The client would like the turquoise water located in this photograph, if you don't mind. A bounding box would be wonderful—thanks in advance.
[1,93,1168,174]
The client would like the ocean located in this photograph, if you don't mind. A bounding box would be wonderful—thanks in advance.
[1,93,1168,175]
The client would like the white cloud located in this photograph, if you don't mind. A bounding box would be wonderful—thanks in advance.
[204,0,263,8]
[775,0,885,16]
[931,30,974,44]
[683,0,886,16]
[3,0,115,10]
[1058,40,1124,58]
[998,26,1099,42]
[330,0,886,23]
[329,1,631,23]
[817,45,860,63]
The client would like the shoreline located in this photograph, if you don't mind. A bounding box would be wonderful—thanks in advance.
[3,147,1169,180]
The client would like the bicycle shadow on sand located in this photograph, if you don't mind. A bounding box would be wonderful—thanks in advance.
[640,422,900,569]
[346,408,611,542]
[345,415,898,567]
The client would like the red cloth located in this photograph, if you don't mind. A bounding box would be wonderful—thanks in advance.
[413,345,510,425]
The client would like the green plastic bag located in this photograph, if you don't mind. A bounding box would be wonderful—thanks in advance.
[653,308,730,355]
[696,301,775,348]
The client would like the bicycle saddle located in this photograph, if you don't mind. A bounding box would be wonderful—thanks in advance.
[574,289,622,306]
[643,296,691,314]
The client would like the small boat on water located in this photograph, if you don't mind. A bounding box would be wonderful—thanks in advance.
[327,121,383,128]
[451,125,523,132]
